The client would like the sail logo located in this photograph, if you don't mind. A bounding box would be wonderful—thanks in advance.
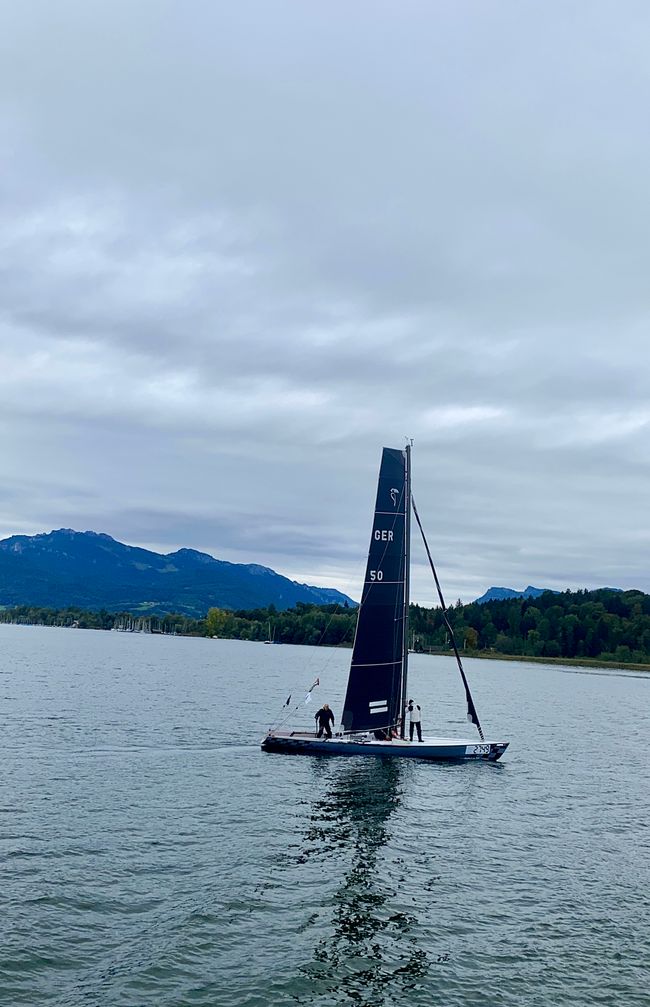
[390,488,399,506]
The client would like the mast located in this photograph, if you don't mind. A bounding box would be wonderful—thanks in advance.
[400,442,411,738]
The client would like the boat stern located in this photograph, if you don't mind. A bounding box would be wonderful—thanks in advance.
[487,741,509,761]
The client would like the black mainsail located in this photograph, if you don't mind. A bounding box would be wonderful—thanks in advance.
[341,447,409,734]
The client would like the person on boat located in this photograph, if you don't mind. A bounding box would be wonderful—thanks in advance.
[373,723,400,741]
[315,703,335,739]
[407,699,423,742]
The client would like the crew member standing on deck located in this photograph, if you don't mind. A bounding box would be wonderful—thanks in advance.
[407,699,423,742]
[315,703,335,739]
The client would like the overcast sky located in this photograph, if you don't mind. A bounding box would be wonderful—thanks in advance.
[1,0,649,604]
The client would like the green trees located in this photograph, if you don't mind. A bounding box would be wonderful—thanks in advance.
[2,589,650,666]
[205,603,357,647]
[393,589,650,665]
[206,607,233,637]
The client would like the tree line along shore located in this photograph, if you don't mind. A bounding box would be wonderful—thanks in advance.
[2,587,650,670]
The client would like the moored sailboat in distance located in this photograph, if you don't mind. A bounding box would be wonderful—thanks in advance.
[262,446,509,762]
[264,620,282,644]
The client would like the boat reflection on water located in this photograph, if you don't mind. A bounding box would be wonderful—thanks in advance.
[296,757,430,1003]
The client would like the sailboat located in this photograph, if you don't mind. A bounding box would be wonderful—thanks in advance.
[264,620,282,644]
[261,446,509,762]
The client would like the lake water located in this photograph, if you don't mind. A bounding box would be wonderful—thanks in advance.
[1,624,648,1007]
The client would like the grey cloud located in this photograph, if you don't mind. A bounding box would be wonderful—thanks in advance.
[1,1,650,601]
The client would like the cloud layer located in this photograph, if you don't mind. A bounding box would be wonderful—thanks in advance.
[2,1,650,602]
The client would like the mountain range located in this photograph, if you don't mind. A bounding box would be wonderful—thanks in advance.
[0,529,355,617]
[474,585,622,604]
[474,585,556,604]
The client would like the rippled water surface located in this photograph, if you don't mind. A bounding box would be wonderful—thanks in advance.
[1,624,649,1006]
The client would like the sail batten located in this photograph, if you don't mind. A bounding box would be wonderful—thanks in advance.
[341,448,408,734]
[351,661,402,668]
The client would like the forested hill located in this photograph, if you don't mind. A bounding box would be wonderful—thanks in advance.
[3,588,650,665]
[410,588,650,664]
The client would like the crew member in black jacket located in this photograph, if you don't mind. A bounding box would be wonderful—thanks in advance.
[315,704,335,738]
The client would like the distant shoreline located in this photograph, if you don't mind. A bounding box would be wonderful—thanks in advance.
[426,648,650,673]
[2,619,649,673]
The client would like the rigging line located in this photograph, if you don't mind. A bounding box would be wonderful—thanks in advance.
[271,676,322,732]
[410,494,485,741]
[310,601,348,651]
[269,595,359,731]
[270,596,358,730]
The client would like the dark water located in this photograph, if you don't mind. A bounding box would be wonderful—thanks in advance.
[1,625,648,1006]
